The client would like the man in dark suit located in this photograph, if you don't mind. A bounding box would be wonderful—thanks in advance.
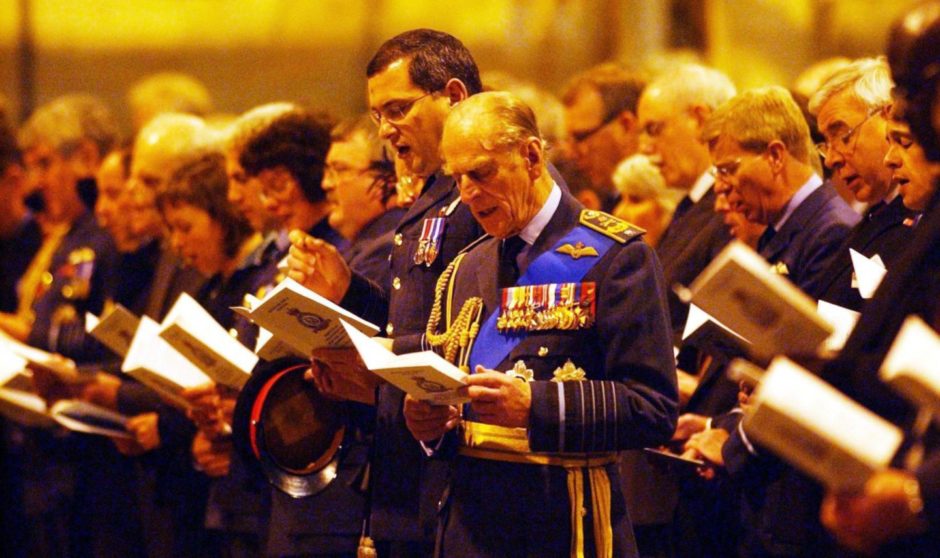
[817,5,940,555]
[807,58,917,311]
[288,29,486,557]
[700,86,859,557]
[637,64,737,339]
[402,91,677,558]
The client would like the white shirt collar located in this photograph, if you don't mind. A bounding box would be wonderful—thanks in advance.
[519,183,562,245]
[688,170,715,204]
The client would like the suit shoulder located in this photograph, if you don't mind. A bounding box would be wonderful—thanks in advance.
[579,209,645,244]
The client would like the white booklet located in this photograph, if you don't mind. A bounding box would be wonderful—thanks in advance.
[0,350,29,389]
[817,300,861,355]
[744,356,903,492]
[233,278,380,356]
[0,329,88,384]
[85,304,141,358]
[158,293,257,390]
[122,316,212,410]
[0,388,54,428]
[49,399,132,439]
[688,241,834,361]
[880,315,940,415]
[341,320,469,405]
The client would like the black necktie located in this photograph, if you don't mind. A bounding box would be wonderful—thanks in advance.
[673,195,694,222]
[499,236,527,287]
[757,226,776,252]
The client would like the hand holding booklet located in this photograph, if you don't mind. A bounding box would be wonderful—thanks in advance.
[0,329,88,384]
[743,357,903,493]
[341,320,469,405]
[158,293,258,390]
[233,278,380,356]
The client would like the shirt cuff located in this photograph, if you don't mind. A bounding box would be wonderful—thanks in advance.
[419,436,446,457]
[737,419,758,456]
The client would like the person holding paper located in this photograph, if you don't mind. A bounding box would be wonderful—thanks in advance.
[400,91,677,557]
[288,29,486,557]
[806,58,918,311]
[705,86,861,556]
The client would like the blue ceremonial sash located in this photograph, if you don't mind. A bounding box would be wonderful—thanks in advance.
[468,225,616,371]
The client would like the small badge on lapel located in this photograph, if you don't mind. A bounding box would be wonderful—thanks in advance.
[769,261,789,276]
[60,247,96,300]
[505,360,534,382]
[555,242,598,260]
[413,217,447,266]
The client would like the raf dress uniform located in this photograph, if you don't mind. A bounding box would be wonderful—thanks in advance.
[426,186,678,557]
[339,171,484,553]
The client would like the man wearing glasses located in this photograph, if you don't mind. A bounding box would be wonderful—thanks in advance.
[287,29,484,557]
[807,58,917,312]
[704,86,858,557]
[560,63,646,213]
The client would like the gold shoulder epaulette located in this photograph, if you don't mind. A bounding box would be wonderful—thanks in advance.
[579,209,645,244]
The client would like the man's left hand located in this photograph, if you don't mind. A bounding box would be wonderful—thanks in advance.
[463,367,532,428]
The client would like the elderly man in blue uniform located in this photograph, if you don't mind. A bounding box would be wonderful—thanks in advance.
[401,92,678,557]
[287,29,485,556]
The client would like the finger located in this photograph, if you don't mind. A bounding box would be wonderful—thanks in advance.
[288,229,308,246]
[467,385,502,402]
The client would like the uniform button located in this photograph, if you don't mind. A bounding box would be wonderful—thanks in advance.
[228,328,239,338]
[386,323,394,336]
[392,277,401,290]
[538,346,549,356]
[394,233,403,246]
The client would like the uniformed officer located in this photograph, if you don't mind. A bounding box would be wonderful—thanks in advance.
[402,91,677,557]
[287,29,486,557]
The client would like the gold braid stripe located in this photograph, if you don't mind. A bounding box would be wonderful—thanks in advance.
[425,253,483,368]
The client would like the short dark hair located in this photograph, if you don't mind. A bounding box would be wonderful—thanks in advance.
[561,63,646,122]
[158,151,253,258]
[239,109,333,204]
[366,29,482,96]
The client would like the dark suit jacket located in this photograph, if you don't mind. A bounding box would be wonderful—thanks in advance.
[656,186,733,339]
[437,191,677,558]
[810,195,916,312]
[721,180,859,558]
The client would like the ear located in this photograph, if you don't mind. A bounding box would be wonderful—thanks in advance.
[615,110,636,133]
[443,78,470,106]
[68,139,103,179]
[687,104,710,130]
[766,140,787,174]
[523,137,544,179]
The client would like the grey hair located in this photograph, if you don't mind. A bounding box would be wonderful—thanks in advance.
[612,154,681,212]
[18,94,119,157]
[808,57,893,115]
[448,91,543,152]
[225,102,298,155]
[646,64,737,112]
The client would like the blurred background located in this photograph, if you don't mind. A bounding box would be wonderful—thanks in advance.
[0,0,921,131]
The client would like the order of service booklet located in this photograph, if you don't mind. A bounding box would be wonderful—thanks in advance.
[341,319,469,405]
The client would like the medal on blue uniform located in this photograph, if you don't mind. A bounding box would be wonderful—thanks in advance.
[496,281,596,333]
[413,217,446,266]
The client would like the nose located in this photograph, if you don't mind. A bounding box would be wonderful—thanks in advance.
[322,173,336,193]
[169,230,184,255]
[883,143,902,170]
[457,177,480,203]
[227,182,242,204]
[822,144,845,171]
[377,118,396,141]
[638,132,655,156]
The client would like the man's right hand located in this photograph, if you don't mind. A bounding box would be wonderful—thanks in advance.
[287,230,351,304]
[672,413,709,441]
[403,394,459,442]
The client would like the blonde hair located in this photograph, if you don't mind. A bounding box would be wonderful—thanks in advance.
[646,64,737,112]
[19,94,118,157]
[709,86,815,165]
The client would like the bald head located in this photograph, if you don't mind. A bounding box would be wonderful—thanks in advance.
[131,112,214,192]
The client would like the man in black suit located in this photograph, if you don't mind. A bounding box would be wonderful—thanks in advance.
[807,58,917,311]
[637,64,737,339]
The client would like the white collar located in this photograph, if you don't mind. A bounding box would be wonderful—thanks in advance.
[688,170,715,204]
[519,183,562,245]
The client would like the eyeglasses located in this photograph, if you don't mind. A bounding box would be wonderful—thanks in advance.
[708,150,764,181]
[569,114,618,143]
[816,106,882,160]
[370,91,435,126]
[324,165,371,183]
